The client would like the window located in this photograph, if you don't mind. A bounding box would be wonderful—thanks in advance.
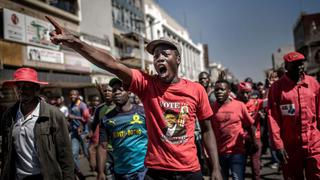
[112,6,122,25]
[134,0,142,9]
[124,10,130,29]
[49,0,78,15]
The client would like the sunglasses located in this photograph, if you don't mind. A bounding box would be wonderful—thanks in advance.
[15,82,39,91]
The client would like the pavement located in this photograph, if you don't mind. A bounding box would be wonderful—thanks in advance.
[79,151,284,180]
[244,153,283,180]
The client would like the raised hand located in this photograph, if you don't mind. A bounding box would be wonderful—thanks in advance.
[45,15,133,85]
[45,16,78,47]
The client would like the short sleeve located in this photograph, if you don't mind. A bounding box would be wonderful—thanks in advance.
[80,102,90,122]
[128,69,150,98]
[196,85,213,120]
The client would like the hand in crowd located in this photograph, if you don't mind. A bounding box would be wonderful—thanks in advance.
[97,172,106,180]
[77,127,83,136]
[68,114,82,121]
[276,149,289,164]
[88,130,94,139]
[211,170,223,180]
[46,16,79,47]
[258,111,266,119]
[250,141,259,154]
[68,114,76,120]
[246,139,259,155]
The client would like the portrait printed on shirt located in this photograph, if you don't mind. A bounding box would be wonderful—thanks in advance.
[160,101,188,144]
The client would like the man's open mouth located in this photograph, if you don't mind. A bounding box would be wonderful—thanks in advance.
[158,65,168,77]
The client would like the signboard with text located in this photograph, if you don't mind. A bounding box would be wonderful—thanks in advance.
[64,51,91,72]
[27,46,63,64]
[2,8,59,50]
[3,8,26,43]
[25,16,59,50]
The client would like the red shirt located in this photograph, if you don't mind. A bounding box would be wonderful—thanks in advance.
[212,99,254,154]
[245,99,263,139]
[268,74,320,151]
[129,69,213,172]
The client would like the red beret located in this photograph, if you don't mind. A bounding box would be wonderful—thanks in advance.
[238,82,252,92]
[283,52,305,62]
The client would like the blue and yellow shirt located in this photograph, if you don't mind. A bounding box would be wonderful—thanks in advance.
[100,104,147,174]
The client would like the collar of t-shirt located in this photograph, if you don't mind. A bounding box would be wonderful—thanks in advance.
[16,102,40,125]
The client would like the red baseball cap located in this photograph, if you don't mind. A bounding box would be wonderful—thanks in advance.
[283,52,305,62]
[3,67,48,86]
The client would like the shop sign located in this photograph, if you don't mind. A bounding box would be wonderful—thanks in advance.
[27,46,63,64]
[64,51,91,72]
[3,8,26,43]
[25,16,59,50]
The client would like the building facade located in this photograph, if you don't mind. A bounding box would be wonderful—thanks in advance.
[0,0,212,114]
[111,0,150,70]
[0,0,114,108]
[144,0,205,81]
[293,12,320,81]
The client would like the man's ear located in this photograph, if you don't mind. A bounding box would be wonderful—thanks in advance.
[177,55,181,65]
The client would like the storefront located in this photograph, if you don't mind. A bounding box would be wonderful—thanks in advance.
[0,8,110,113]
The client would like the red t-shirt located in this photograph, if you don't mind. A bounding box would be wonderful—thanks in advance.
[212,99,254,154]
[129,69,213,172]
[245,99,263,139]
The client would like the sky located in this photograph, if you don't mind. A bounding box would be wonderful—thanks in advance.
[157,0,320,82]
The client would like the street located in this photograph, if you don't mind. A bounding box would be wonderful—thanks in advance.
[244,153,283,180]
[79,151,283,180]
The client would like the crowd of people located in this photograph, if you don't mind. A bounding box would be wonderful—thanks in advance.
[0,16,319,180]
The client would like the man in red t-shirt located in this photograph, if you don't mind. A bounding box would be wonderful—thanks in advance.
[238,81,263,180]
[212,79,258,180]
[47,16,222,180]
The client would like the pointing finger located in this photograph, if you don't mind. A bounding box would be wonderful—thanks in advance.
[49,31,58,37]
[45,16,63,34]
[50,34,65,45]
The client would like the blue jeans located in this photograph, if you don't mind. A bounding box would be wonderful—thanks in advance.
[114,167,147,180]
[219,154,246,180]
[71,135,89,169]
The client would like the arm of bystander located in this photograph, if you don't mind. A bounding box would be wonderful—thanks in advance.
[200,120,222,180]
[54,109,75,180]
[97,120,109,180]
[267,84,288,164]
